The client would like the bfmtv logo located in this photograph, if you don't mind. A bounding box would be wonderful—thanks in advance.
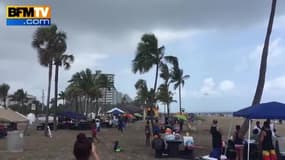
[6,6,51,26]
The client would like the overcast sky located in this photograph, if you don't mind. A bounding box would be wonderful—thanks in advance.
[1,0,285,112]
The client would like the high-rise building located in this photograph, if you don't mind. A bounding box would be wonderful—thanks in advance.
[96,71,115,104]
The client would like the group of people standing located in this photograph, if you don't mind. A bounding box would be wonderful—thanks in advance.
[210,119,278,160]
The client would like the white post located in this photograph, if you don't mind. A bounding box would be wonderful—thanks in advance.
[247,120,251,160]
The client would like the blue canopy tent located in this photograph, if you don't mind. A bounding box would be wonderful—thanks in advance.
[233,101,285,119]
[106,107,125,115]
[57,111,86,120]
[233,101,285,160]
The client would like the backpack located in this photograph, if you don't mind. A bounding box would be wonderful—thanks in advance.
[154,139,164,150]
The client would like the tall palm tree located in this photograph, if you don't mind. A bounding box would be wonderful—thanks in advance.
[240,0,277,136]
[132,34,165,103]
[0,83,10,109]
[12,89,28,113]
[171,67,190,114]
[32,24,67,136]
[132,33,177,119]
[53,54,73,130]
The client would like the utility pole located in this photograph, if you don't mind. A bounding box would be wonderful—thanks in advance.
[42,89,45,112]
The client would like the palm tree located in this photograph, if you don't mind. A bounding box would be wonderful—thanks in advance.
[68,68,103,115]
[157,63,176,116]
[53,54,73,130]
[134,79,155,119]
[12,89,28,113]
[0,83,10,109]
[157,83,175,117]
[240,0,277,136]
[171,67,190,114]
[132,33,177,119]
[132,34,165,103]
[32,24,67,136]
[65,84,83,113]
[134,79,152,106]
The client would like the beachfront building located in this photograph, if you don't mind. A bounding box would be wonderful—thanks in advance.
[96,70,132,105]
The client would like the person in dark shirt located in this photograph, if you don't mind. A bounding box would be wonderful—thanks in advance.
[260,121,277,160]
[73,133,100,160]
[210,120,222,159]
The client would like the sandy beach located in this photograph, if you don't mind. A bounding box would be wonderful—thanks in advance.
[1,116,285,160]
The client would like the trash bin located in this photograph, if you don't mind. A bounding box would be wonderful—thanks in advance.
[6,130,24,152]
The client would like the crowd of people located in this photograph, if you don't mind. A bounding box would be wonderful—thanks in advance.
[145,118,194,158]
[209,119,278,160]
[72,114,132,160]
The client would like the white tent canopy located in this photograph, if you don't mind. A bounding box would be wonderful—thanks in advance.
[106,107,125,114]
[0,108,28,123]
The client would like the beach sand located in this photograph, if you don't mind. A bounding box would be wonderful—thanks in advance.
[1,116,285,160]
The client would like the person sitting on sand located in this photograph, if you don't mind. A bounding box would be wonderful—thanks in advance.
[73,133,100,160]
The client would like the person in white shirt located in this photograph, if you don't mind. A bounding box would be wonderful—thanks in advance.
[253,121,261,135]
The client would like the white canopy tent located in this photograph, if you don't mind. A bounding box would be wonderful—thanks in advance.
[106,107,125,114]
[0,108,28,123]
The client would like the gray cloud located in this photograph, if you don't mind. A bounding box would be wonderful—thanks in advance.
[1,0,285,100]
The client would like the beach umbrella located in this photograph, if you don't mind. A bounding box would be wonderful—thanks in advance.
[174,114,187,121]
[134,113,143,118]
[123,113,134,119]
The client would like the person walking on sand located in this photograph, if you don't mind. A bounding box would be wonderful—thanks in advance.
[118,116,124,133]
[145,120,151,146]
[91,119,99,142]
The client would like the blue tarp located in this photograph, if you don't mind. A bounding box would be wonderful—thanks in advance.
[233,101,285,119]
[57,111,86,120]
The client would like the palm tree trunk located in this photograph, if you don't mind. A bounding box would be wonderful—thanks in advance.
[53,64,59,131]
[21,100,24,114]
[3,97,7,109]
[45,62,53,136]
[179,84,182,114]
[75,96,79,113]
[240,0,277,136]
[167,103,170,117]
[153,63,159,97]
[105,89,107,105]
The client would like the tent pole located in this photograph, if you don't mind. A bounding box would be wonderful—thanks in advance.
[247,120,251,160]
[225,116,234,154]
